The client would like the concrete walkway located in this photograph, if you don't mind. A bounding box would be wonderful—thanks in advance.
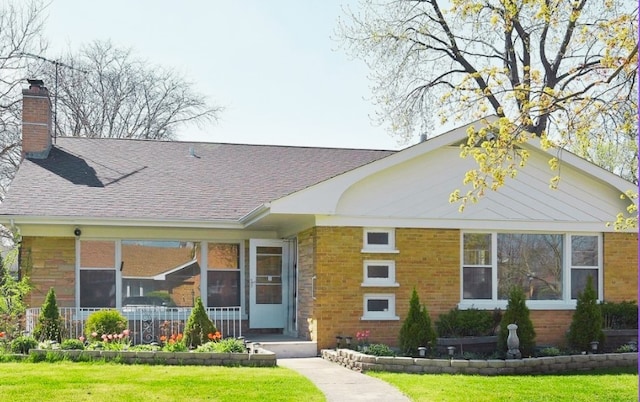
[278,357,410,402]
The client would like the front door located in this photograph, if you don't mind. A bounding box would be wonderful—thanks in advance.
[249,239,287,328]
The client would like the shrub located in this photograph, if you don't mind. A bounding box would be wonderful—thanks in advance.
[616,343,638,353]
[567,275,604,352]
[364,343,395,356]
[61,339,85,350]
[601,300,638,329]
[398,288,436,356]
[538,346,561,357]
[214,338,246,353]
[84,310,128,339]
[195,338,246,353]
[33,288,64,342]
[498,287,536,357]
[435,308,495,337]
[0,245,31,340]
[183,297,217,348]
[11,335,37,354]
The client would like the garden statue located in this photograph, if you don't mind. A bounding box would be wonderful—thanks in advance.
[506,323,521,359]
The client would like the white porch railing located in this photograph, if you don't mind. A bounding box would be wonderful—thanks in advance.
[25,307,242,344]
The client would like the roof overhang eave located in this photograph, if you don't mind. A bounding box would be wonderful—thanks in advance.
[0,215,245,230]
[239,203,272,227]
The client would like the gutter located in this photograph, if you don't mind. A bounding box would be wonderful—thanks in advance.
[0,215,245,230]
[239,203,271,227]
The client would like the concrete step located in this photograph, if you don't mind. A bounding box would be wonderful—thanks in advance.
[251,340,318,358]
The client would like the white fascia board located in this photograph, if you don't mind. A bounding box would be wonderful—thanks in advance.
[239,203,271,226]
[315,215,632,233]
[0,215,245,230]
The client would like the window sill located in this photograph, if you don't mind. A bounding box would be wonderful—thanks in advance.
[360,249,400,254]
[361,283,400,288]
[458,300,579,311]
[360,315,400,321]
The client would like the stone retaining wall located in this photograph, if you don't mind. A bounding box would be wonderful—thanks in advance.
[28,348,276,367]
[322,349,637,375]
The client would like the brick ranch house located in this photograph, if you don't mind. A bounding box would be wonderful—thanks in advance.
[0,80,636,351]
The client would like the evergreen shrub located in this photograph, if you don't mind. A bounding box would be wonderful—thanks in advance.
[435,308,495,337]
[33,288,65,342]
[184,297,217,348]
[497,287,536,357]
[398,288,436,356]
[567,275,604,352]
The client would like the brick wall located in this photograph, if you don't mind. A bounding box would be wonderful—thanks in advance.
[309,227,638,351]
[22,84,52,159]
[313,227,460,350]
[21,236,76,308]
[296,228,316,341]
[603,232,638,302]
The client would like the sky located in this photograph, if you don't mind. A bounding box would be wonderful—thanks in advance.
[42,0,411,151]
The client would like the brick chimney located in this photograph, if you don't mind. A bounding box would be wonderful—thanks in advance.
[22,79,52,159]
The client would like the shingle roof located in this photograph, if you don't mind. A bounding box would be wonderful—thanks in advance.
[0,138,395,222]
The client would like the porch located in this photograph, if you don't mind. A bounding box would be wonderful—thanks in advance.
[26,306,243,344]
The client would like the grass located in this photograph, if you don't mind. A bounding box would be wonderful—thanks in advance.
[0,361,325,401]
[0,359,636,401]
[369,367,639,402]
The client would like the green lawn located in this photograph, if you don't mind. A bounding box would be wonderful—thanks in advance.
[0,362,325,401]
[1,361,637,401]
[369,367,639,402]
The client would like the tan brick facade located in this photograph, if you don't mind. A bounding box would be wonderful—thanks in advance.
[297,228,316,341]
[21,237,76,307]
[311,227,461,350]
[303,227,638,351]
[20,228,638,351]
[603,232,638,302]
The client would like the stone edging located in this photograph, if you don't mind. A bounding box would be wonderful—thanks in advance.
[28,348,276,367]
[322,349,638,375]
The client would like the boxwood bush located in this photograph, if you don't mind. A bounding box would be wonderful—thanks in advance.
[435,308,497,337]
[601,300,638,329]
[84,310,127,339]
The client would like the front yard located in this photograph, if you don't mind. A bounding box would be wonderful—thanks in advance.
[370,367,638,402]
[0,360,636,401]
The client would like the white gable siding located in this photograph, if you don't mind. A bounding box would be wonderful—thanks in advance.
[333,146,629,230]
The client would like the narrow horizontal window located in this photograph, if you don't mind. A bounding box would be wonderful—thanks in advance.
[362,260,398,287]
[362,294,399,320]
[362,228,397,253]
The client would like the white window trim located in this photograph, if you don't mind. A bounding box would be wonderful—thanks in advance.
[202,241,246,318]
[361,260,399,287]
[361,228,399,253]
[361,293,400,320]
[459,231,602,311]
[76,239,119,308]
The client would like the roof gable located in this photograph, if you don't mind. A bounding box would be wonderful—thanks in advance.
[269,119,636,232]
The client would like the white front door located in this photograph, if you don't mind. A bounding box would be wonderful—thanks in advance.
[249,239,287,328]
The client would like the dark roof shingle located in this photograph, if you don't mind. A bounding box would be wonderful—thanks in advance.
[0,138,395,221]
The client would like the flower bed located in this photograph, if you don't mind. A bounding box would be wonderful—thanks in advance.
[28,347,276,367]
[322,348,638,375]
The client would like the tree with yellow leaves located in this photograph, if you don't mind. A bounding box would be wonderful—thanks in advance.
[338,0,637,227]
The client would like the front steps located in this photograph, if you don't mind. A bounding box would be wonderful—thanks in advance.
[245,334,318,358]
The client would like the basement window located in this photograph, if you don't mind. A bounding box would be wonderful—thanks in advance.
[361,294,399,320]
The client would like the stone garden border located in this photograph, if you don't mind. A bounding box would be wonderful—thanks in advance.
[322,348,638,375]
[28,348,276,367]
